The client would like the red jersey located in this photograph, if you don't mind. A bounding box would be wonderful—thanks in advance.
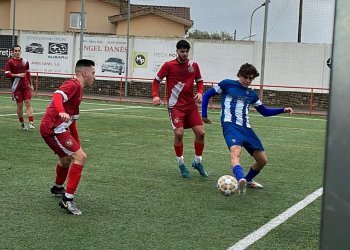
[153,59,204,108]
[40,79,83,137]
[5,57,31,92]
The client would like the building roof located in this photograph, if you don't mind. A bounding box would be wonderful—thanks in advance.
[102,1,193,29]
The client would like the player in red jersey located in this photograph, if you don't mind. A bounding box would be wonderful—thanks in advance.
[5,45,35,130]
[40,59,95,215]
[152,40,208,178]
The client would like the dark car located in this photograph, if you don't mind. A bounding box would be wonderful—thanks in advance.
[25,43,44,54]
[101,57,125,75]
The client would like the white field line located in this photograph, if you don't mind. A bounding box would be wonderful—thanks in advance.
[227,187,323,250]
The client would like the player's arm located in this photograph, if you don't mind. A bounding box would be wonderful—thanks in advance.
[194,64,204,103]
[201,88,218,124]
[26,61,32,87]
[152,63,167,106]
[4,62,26,78]
[255,104,293,116]
[52,91,70,122]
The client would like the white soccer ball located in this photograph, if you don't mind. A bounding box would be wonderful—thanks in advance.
[217,175,238,196]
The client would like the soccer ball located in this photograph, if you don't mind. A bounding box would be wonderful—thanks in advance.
[217,175,238,196]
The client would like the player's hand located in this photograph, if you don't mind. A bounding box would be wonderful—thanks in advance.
[59,112,70,122]
[284,107,293,116]
[30,85,34,91]
[202,117,212,124]
[152,96,161,106]
[194,93,202,104]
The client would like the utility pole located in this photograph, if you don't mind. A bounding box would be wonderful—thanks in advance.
[79,0,86,59]
[298,0,303,43]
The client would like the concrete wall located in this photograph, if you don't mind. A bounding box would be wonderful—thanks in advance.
[117,14,185,38]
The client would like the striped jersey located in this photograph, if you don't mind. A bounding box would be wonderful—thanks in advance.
[215,79,262,128]
[153,58,203,108]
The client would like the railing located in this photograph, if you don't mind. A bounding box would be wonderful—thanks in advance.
[0,71,329,116]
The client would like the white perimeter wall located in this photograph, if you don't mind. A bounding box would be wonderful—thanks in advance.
[1,30,332,90]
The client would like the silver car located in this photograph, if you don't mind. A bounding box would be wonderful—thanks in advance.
[101,57,125,75]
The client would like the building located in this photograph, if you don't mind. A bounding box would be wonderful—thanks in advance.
[0,0,193,37]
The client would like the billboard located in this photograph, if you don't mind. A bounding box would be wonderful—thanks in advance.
[20,33,74,74]
[75,36,127,77]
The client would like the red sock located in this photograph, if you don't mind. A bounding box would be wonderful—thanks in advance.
[65,163,84,195]
[194,141,204,156]
[55,164,69,186]
[19,117,24,123]
[174,144,183,157]
[28,116,34,122]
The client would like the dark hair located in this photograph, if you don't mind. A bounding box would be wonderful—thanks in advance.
[76,59,95,68]
[176,40,191,50]
[237,63,260,78]
[11,45,21,51]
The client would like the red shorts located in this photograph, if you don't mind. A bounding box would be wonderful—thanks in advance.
[42,132,80,158]
[13,89,32,103]
[168,104,203,129]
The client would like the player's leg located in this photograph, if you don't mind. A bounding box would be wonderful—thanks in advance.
[222,123,247,194]
[43,133,84,215]
[51,156,71,196]
[15,93,27,130]
[244,129,266,189]
[230,145,247,194]
[191,125,208,177]
[23,90,34,128]
[169,108,189,177]
[187,106,208,177]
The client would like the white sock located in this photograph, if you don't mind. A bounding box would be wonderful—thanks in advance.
[176,156,184,165]
[194,155,202,164]
[65,193,74,199]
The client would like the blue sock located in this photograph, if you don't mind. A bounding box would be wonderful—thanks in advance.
[232,165,245,181]
[245,167,260,182]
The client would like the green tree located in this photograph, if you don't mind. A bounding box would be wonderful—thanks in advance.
[187,29,234,40]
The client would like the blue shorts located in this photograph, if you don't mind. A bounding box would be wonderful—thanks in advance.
[222,122,264,155]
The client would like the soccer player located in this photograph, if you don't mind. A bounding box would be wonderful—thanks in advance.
[40,59,95,215]
[152,40,208,178]
[201,63,293,194]
[5,45,35,130]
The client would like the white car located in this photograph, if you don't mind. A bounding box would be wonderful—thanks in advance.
[101,57,125,75]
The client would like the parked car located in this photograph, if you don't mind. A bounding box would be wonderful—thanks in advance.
[25,43,44,54]
[101,57,125,75]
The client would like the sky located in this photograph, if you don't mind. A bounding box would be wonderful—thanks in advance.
[130,0,335,44]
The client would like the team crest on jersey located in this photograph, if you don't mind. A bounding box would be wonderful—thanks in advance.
[173,117,180,124]
[232,139,236,143]
[246,90,250,94]
[188,65,194,72]
[65,139,73,147]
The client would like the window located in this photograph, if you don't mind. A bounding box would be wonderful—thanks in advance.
[70,13,86,29]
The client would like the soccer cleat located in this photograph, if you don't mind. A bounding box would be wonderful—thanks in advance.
[237,178,247,195]
[21,123,28,131]
[50,186,66,196]
[28,122,35,129]
[192,161,209,177]
[179,164,190,178]
[59,199,82,215]
[247,180,264,189]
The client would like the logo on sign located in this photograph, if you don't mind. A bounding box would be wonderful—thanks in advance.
[135,54,146,65]
[49,43,68,55]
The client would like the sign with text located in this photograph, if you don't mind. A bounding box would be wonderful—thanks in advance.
[20,33,73,74]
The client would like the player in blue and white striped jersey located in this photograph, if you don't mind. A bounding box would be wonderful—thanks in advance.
[201,63,293,194]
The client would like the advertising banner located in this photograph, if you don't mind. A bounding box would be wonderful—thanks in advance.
[20,33,74,74]
[132,38,178,79]
[75,36,127,78]
[0,35,17,69]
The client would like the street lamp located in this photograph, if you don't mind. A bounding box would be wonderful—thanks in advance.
[249,1,270,41]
